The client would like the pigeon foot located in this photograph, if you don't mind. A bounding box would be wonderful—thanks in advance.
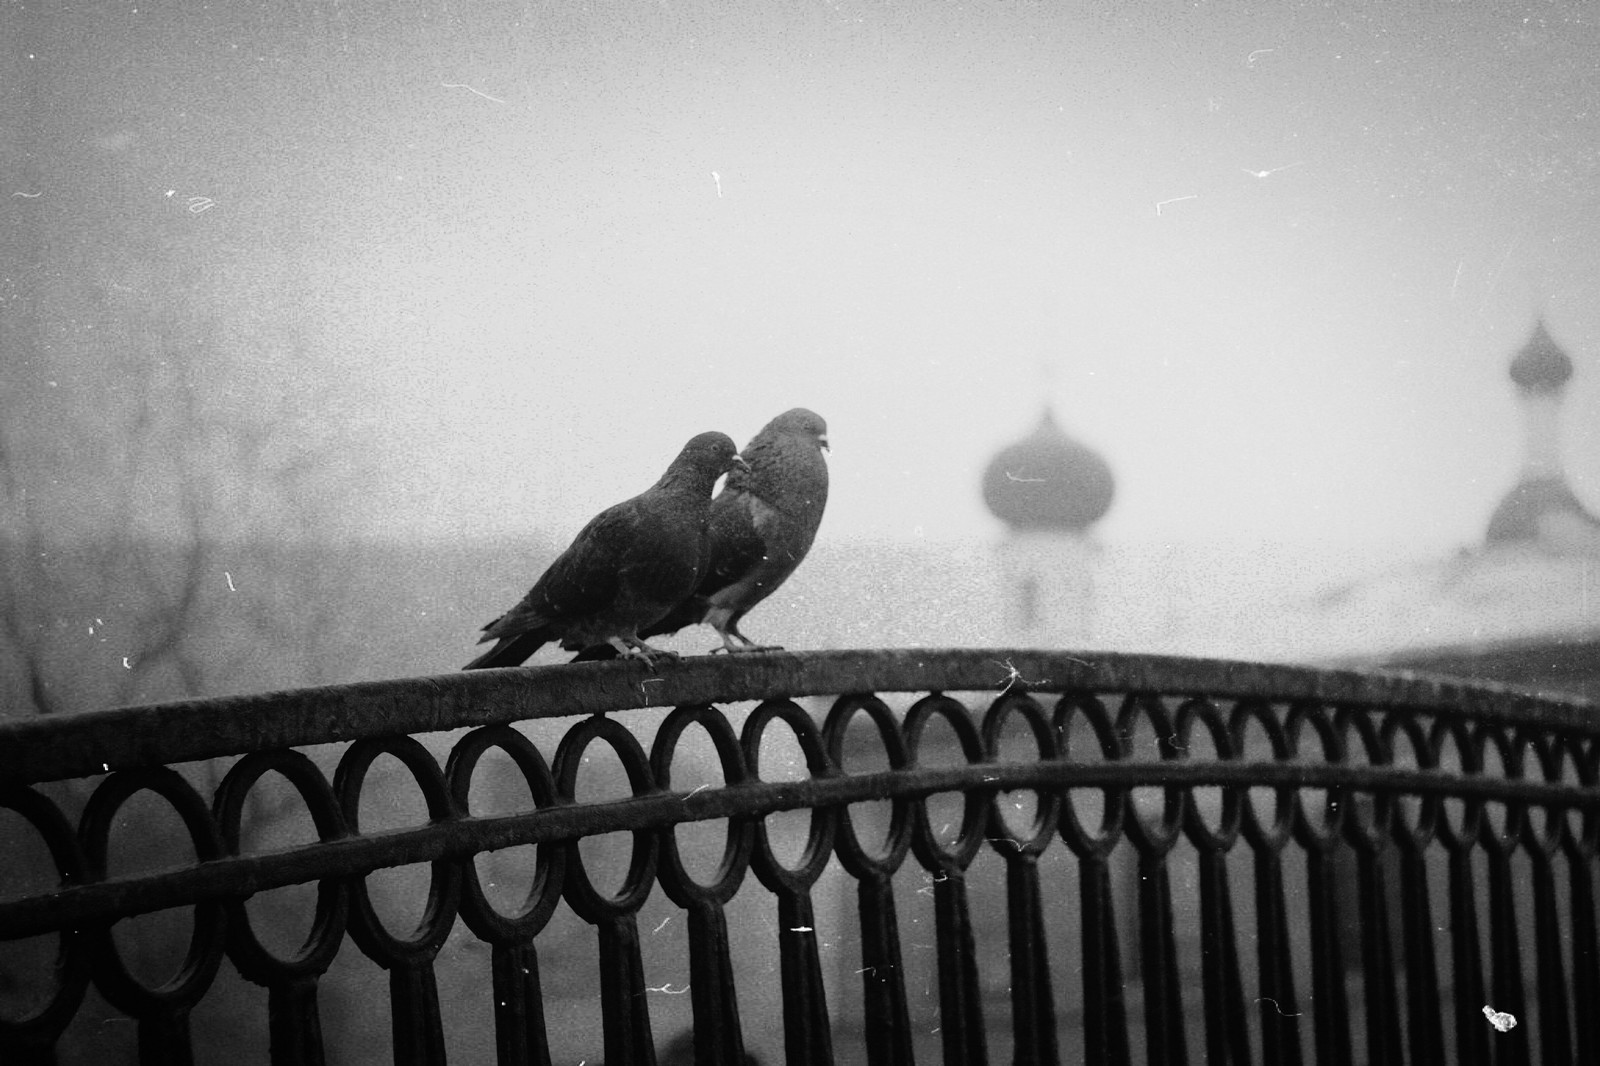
[618,637,679,666]
[710,631,784,654]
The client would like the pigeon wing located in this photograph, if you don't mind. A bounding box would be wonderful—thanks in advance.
[463,505,633,668]
[633,489,767,639]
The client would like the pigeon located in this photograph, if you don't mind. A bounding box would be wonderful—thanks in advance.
[462,431,745,669]
[574,408,829,658]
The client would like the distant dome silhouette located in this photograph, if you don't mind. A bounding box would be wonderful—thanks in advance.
[982,408,1114,531]
[1487,318,1600,548]
[1509,319,1573,393]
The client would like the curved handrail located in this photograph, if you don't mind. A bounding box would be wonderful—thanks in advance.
[2,648,1594,787]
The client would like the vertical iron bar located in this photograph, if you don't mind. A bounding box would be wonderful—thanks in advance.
[1447,849,1489,1066]
[489,942,552,1066]
[389,961,447,1066]
[1079,854,1131,1066]
[1355,847,1403,1066]
[137,1007,195,1066]
[597,915,657,1066]
[1397,849,1444,1066]
[1528,855,1570,1066]
[1136,856,1188,1066]
[1196,849,1250,1066]
[1485,851,1531,1066]
[1304,849,1352,1066]
[1005,853,1059,1066]
[857,873,914,1066]
[1569,853,1600,1066]
[776,889,836,1066]
[686,900,748,1066]
[1252,848,1302,1066]
[268,975,328,1066]
[931,869,987,1066]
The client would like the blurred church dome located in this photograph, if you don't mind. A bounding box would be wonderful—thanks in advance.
[1508,319,1573,393]
[1486,319,1600,549]
[1486,478,1596,544]
[982,408,1114,531]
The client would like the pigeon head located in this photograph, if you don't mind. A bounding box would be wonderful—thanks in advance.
[765,407,830,453]
[657,431,745,494]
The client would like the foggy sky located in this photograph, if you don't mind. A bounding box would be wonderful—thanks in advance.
[8,0,1599,552]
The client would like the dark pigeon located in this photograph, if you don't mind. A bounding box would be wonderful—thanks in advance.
[575,408,829,658]
[463,431,744,669]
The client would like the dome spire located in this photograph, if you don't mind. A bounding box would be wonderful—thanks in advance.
[1508,317,1572,394]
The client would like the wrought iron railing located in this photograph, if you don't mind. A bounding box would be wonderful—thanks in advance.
[0,649,1596,1066]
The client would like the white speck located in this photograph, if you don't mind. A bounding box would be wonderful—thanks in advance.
[1256,996,1303,1017]
[1155,195,1198,217]
[186,196,215,214]
[11,190,42,198]
[653,916,672,934]
[122,657,132,669]
[441,81,505,104]
[1483,1005,1517,1032]
[1242,161,1303,179]
[1246,48,1275,66]
[711,170,723,197]
[789,926,813,932]
[224,571,237,592]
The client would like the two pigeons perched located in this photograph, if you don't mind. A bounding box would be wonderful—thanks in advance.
[464,409,830,669]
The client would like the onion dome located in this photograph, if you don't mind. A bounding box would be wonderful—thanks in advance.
[1487,478,1597,544]
[982,408,1114,531]
[1509,320,1572,393]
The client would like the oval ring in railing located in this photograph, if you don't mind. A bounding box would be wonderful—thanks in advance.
[552,714,659,922]
[1335,705,1394,854]
[335,736,462,965]
[980,691,1061,857]
[1054,691,1127,858]
[742,698,838,894]
[825,693,913,879]
[0,785,91,1048]
[1521,727,1572,860]
[78,767,228,1019]
[1174,696,1241,852]
[1117,692,1187,856]
[1430,714,1484,853]
[213,749,350,984]
[652,703,755,908]
[1474,723,1527,858]
[904,693,990,875]
[1380,709,1439,852]
[1231,697,1296,852]
[1286,700,1347,851]
[446,725,566,943]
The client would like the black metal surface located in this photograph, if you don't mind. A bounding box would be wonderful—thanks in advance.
[0,648,1597,1065]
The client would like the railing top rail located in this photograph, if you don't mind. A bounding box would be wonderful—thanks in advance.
[1,648,1594,787]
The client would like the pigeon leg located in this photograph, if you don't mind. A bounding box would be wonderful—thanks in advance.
[618,636,680,665]
[709,624,784,654]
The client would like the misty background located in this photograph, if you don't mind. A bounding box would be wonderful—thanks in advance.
[6,0,1598,715]
[4,0,1599,713]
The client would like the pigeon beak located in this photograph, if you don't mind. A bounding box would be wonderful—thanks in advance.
[731,453,751,471]
[818,434,830,452]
